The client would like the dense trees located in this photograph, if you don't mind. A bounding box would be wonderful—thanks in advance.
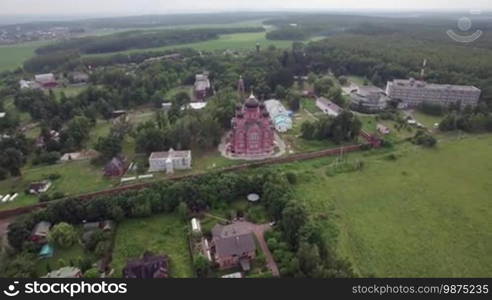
[35,27,265,56]
[48,222,78,248]
[301,111,362,144]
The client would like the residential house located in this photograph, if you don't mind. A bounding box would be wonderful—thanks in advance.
[35,73,58,88]
[211,223,256,271]
[123,252,169,279]
[104,157,127,177]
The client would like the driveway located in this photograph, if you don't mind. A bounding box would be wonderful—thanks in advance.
[230,221,280,277]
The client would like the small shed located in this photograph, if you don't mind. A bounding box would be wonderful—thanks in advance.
[31,221,52,243]
[191,218,201,234]
[39,244,54,259]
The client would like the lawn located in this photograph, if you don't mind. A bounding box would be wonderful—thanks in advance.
[36,242,93,277]
[0,160,114,211]
[0,41,50,72]
[412,111,444,129]
[289,134,492,277]
[53,85,88,98]
[111,214,193,278]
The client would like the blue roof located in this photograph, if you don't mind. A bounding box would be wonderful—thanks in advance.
[39,244,54,258]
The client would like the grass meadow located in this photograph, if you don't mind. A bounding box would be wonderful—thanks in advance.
[0,41,50,72]
[284,134,492,277]
[111,214,193,278]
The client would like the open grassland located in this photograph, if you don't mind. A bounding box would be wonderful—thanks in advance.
[111,214,193,278]
[0,160,114,211]
[284,134,492,277]
[0,41,50,72]
[86,32,294,58]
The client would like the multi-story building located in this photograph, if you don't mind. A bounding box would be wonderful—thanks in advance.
[350,86,389,113]
[386,78,481,108]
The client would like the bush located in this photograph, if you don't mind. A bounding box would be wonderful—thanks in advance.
[39,194,52,203]
[0,167,8,180]
[48,222,78,248]
[35,152,61,165]
[48,173,62,181]
[84,268,101,278]
[285,172,297,185]
[411,131,437,148]
[51,192,66,200]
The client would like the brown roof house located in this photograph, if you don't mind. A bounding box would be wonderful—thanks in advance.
[35,73,58,89]
[123,252,170,279]
[211,223,256,271]
[104,157,127,177]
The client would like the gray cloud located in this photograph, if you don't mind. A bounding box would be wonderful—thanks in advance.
[1,0,490,15]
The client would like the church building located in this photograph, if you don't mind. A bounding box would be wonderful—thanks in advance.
[229,81,275,157]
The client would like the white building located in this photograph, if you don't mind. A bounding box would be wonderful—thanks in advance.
[264,99,293,132]
[386,78,481,108]
[148,149,192,174]
[316,97,343,116]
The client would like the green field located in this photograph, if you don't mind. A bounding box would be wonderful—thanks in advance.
[86,32,294,58]
[286,134,492,277]
[111,214,193,278]
[0,160,113,211]
[0,41,50,72]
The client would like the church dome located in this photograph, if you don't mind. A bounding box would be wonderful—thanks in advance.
[245,94,259,108]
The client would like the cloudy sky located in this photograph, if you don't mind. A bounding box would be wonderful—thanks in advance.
[1,0,491,16]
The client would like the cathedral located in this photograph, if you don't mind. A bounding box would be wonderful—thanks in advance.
[228,77,275,157]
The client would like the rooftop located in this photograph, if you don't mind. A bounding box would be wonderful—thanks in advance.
[214,233,256,258]
[43,267,81,278]
[150,149,191,160]
[391,79,480,92]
